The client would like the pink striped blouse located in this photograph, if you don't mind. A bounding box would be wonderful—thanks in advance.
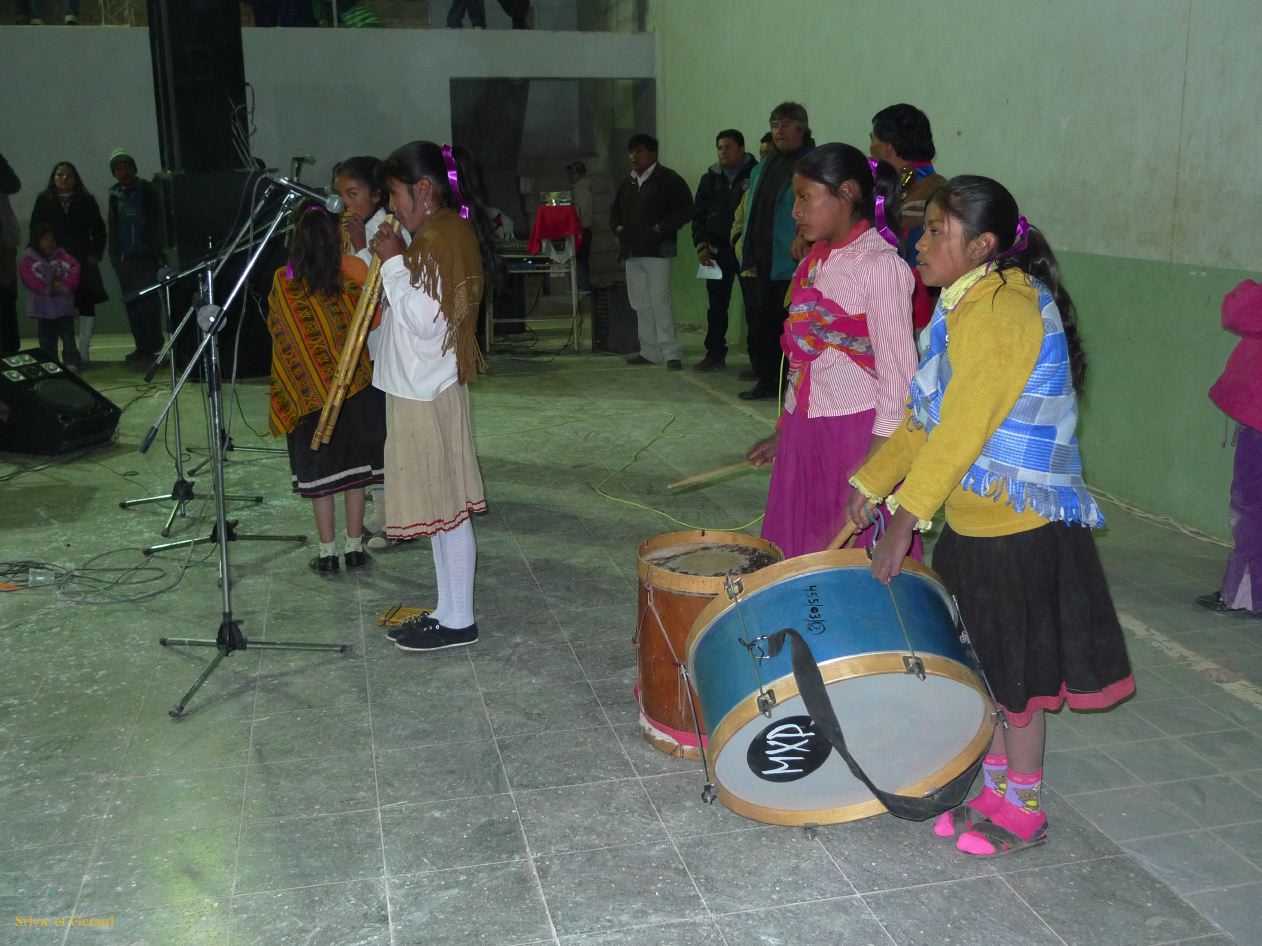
[783,227,916,436]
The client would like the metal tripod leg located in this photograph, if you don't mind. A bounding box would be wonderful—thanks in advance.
[144,517,307,556]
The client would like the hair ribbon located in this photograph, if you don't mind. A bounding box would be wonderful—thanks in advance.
[441,144,470,220]
[866,157,899,248]
[996,215,1029,258]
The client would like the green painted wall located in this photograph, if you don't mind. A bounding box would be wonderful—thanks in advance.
[647,0,1261,539]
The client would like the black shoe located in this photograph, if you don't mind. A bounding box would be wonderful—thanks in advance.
[309,554,339,574]
[1196,590,1262,618]
[387,612,436,641]
[694,356,726,373]
[739,384,778,401]
[395,621,479,651]
[666,360,683,371]
[123,350,149,363]
[1196,591,1228,612]
[625,354,655,366]
[344,549,369,568]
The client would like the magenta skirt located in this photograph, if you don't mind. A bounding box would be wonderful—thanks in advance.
[762,407,922,560]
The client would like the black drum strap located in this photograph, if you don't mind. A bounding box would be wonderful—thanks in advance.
[763,627,983,822]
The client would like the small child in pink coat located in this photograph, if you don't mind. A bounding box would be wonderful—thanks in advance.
[19,222,81,369]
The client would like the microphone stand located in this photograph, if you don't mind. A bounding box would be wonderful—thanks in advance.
[119,262,262,538]
[146,187,345,719]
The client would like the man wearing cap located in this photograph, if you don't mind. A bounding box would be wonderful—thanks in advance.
[565,160,593,293]
[107,149,165,364]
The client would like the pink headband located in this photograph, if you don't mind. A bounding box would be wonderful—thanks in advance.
[441,144,470,220]
[866,157,899,248]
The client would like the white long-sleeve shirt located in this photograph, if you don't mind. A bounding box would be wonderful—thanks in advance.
[361,208,411,362]
[372,254,457,402]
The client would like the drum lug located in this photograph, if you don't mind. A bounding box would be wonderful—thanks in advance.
[902,655,926,680]
[724,575,744,600]
[757,688,777,716]
[701,782,717,805]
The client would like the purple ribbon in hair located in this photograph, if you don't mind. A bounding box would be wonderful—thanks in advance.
[996,215,1029,258]
[441,144,470,220]
[866,157,899,248]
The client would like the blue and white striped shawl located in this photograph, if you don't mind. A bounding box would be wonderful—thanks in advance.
[907,269,1105,528]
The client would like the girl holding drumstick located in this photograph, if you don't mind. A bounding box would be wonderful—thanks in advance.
[746,142,917,558]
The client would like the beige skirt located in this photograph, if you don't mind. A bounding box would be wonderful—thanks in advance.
[384,384,486,538]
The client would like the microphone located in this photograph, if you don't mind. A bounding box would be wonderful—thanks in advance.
[290,154,317,180]
[267,174,344,213]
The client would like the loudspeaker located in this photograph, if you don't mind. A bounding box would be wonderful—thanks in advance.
[158,170,282,379]
[0,351,122,455]
[591,281,639,354]
[147,0,247,173]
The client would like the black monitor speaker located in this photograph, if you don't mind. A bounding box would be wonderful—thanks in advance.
[0,351,122,455]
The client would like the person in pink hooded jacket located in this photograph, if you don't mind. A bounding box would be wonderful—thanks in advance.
[19,221,81,370]
[1197,278,1262,616]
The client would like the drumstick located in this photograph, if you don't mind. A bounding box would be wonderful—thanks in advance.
[827,519,859,550]
[666,461,753,492]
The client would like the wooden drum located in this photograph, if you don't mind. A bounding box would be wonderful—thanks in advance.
[635,530,783,759]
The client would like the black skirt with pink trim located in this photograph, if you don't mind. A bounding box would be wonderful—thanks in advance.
[932,521,1134,726]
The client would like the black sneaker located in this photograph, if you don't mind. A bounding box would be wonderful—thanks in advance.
[694,356,726,373]
[625,354,654,366]
[395,621,479,651]
[386,612,436,641]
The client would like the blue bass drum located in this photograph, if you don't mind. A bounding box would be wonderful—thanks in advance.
[685,549,994,826]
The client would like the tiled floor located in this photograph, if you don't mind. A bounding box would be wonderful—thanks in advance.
[1,330,1260,945]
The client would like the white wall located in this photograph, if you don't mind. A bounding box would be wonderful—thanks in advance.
[0,25,654,330]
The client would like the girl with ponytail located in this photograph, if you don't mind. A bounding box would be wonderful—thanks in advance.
[848,174,1133,859]
[370,140,498,651]
[745,142,918,558]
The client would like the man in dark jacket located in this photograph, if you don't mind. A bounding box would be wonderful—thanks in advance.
[738,102,815,400]
[107,148,166,364]
[691,129,756,373]
[610,134,694,370]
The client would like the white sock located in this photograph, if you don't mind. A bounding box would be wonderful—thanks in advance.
[318,539,337,558]
[77,316,95,362]
[441,520,477,628]
[429,532,450,626]
[344,532,363,553]
[364,484,387,531]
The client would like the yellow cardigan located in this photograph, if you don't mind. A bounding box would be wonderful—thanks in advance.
[854,270,1051,538]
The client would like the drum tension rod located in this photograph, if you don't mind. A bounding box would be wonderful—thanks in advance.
[953,594,1008,729]
[725,575,779,718]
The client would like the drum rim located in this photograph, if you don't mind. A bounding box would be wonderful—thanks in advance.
[683,548,955,663]
[637,529,784,595]
[705,651,995,826]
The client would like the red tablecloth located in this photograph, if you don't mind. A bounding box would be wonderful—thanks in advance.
[526,205,584,255]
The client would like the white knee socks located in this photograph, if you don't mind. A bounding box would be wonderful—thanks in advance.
[364,484,386,533]
[431,520,476,629]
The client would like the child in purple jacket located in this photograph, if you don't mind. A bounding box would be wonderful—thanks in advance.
[1198,278,1262,617]
[19,222,81,369]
